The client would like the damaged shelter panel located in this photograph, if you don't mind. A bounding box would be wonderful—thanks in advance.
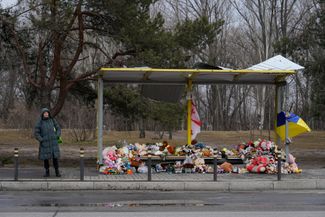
[141,85,184,103]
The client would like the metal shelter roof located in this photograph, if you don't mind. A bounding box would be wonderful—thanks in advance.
[248,55,304,71]
[99,68,295,85]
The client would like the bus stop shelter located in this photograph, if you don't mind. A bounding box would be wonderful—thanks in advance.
[96,66,296,164]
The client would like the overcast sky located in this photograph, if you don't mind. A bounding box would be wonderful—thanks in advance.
[1,0,17,8]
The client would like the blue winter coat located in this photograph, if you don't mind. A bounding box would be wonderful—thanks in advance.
[34,108,61,160]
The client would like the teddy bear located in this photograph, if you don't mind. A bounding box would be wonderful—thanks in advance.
[174,161,183,174]
[174,147,184,156]
[102,146,117,160]
[220,162,233,173]
[138,144,148,156]
[137,162,148,173]
[265,156,277,174]
[194,158,206,173]
[202,148,212,157]
[246,155,269,173]
[183,155,194,173]
[159,141,175,155]
[287,154,301,173]
[155,163,165,173]
[108,150,118,161]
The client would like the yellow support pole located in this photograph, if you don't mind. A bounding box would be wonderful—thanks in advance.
[275,85,281,146]
[187,79,192,145]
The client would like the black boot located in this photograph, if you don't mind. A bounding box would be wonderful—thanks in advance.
[53,158,61,177]
[43,169,50,177]
[55,169,61,177]
[43,160,50,177]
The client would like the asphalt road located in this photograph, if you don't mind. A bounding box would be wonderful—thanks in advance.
[0,190,324,216]
[0,211,325,217]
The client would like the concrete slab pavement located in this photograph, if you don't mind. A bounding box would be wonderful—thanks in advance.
[1,211,325,217]
[0,179,324,191]
[1,167,325,191]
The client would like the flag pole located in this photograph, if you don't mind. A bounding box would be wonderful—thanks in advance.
[187,78,192,146]
[284,83,290,162]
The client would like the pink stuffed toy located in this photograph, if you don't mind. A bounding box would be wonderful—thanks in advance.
[246,156,269,173]
[108,150,117,161]
[288,154,300,173]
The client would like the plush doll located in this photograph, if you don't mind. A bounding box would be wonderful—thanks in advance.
[206,166,214,173]
[260,140,268,151]
[246,162,266,173]
[246,155,269,173]
[239,168,248,174]
[175,147,183,156]
[220,162,233,173]
[288,154,301,173]
[115,158,126,173]
[149,144,160,152]
[134,143,141,150]
[183,155,194,173]
[166,164,174,174]
[222,148,235,157]
[102,146,117,161]
[232,166,239,173]
[159,141,174,155]
[103,148,116,166]
[174,161,183,174]
[128,144,136,151]
[166,144,175,155]
[128,151,134,159]
[237,143,246,151]
[202,148,212,157]
[194,158,205,173]
[127,167,133,175]
[117,147,127,158]
[282,162,290,174]
[265,156,277,174]
[160,141,168,151]
[137,162,148,173]
[135,143,147,156]
[99,166,108,174]
[130,157,142,168]
[183,155,193,165]
[253,140,261,148]
[107,160,116,169]
[194,150,203,158]
[194,143,206,149]
[155,164,165,173]
[108,150,118,161]
[154,150,163,156]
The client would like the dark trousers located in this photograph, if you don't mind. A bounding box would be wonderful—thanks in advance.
[44,158,59,170]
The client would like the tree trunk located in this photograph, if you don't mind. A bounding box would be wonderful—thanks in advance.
[168,130,172,140]
[139,118,146,138]
[40,88,51,109]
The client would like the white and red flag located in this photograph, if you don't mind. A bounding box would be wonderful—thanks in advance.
[191,100,202,140]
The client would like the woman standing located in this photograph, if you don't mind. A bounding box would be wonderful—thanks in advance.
[34,108,61,177]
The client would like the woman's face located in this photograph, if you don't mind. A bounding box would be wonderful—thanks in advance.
[43,112,49,118]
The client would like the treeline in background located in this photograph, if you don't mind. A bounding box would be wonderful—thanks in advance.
[0,0,324,141]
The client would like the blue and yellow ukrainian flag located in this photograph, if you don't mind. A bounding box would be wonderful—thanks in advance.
[276,112,311,140]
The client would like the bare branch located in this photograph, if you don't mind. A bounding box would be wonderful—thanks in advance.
[64,1,84,76]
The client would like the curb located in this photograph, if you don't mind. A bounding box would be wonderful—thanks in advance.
[0,179,324,191]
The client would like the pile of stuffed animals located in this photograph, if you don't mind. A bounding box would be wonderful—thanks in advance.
[99,141,215,174]
[99,139,301,175]
[99,145,133,175]
[239,139,301,174]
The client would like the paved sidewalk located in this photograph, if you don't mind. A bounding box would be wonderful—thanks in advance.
[1,167,325,181]
[1,167,325,191]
